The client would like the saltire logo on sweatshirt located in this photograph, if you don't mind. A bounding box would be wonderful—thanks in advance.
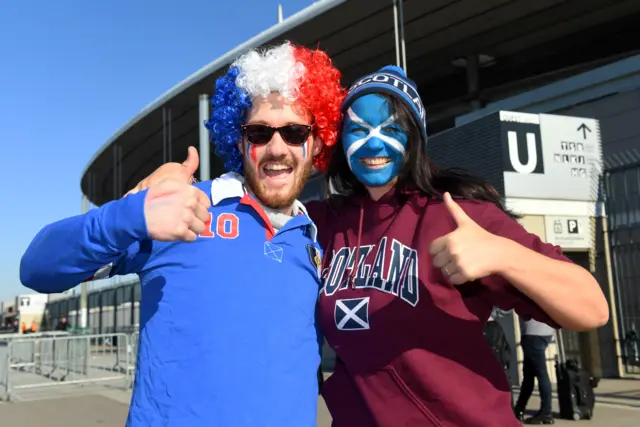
[334,297,370,331]
[322,237,419,307]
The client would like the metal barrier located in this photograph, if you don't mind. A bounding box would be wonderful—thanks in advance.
[130,331,139,367]
[0,343,7,400]
[0,331,71,400]
[0,331,71,342]
[1,333,132,401]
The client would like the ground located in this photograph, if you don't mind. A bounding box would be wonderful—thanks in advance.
[0,381,639,426]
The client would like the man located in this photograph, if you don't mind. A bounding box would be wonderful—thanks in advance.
[514,318,556,424]
[55,316,69,331]
[20,42,345,426]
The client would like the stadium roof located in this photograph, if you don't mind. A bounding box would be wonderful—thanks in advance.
[81,0,640,206]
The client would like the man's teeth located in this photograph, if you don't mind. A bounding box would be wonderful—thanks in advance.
[360,157,391,166]
[264,163,291,171]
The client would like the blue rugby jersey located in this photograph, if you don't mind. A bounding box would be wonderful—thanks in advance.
[20,172,324,427]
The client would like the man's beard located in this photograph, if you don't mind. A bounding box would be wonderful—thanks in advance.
[244,157,313,211]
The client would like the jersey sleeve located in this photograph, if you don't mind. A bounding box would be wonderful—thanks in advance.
[476,203,572,327]
[20,191,150,294]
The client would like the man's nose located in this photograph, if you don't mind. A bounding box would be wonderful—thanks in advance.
[266,131,288,157]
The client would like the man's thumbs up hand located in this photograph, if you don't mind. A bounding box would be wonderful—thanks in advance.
[180,146,200,181]
[125,146,200,197]
[144,177,211,242]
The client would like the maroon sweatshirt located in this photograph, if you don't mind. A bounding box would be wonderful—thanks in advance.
[306,187,568,427]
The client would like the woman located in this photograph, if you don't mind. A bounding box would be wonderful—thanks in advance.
[304,65,608,426]
[131,65,608,426]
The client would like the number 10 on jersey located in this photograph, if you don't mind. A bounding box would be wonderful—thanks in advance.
[200,213,239,239]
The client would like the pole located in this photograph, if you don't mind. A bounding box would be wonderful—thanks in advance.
[602,214,625,377]
[278,4,284,23]
[80,195,88,329]
[392,0,401,67]
[398,0,407,73]
[198,94,211,181]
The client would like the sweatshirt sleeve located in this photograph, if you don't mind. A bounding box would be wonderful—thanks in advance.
[20,191,150,294]
[476,203,571,328]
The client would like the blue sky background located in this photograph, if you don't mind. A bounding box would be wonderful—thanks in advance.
[0,0,313,301]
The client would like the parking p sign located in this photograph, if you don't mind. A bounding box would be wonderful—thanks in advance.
[567,219,580,234]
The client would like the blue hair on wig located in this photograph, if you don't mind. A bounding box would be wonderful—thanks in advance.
[204,66,252,174]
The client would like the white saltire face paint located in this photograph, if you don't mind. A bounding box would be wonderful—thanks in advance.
[342,94,408,187]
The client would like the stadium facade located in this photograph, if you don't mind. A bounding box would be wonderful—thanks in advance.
[22,0,640,382]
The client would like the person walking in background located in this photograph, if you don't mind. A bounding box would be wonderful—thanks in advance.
[514,318,556,424]
[55,316,69,331]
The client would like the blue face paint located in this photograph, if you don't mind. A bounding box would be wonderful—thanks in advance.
[342,94,408,187]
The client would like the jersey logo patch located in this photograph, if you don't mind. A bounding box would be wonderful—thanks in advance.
[335,297,370,331]
[264,241,283,262]
[306,244,322,277]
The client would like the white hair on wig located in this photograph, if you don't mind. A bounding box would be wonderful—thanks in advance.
[232,42,306,101]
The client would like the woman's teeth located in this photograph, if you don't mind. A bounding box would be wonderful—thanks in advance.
[360,157,391,168]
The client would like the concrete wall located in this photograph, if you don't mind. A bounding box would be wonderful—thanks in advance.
[554,89,640,165]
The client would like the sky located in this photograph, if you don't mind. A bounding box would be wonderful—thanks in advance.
[0,0,314,301]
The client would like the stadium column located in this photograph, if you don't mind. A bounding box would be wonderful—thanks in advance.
[466,54,481,110]
[163,107,173,163]
[198,94,211,181]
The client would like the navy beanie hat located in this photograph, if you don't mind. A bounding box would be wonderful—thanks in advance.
[341,65,427,144]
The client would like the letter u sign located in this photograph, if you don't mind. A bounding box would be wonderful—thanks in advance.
[507,131,538,174]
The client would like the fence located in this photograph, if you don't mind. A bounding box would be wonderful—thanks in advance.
[604,161,640,375]
[0,332,136,401]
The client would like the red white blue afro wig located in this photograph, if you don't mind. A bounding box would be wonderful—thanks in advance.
[205,41,345,174]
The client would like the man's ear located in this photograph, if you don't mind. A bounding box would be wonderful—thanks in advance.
[312,137,323,157]
[237,139,245,155]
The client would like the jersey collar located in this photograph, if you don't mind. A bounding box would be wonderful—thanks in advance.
[210,172,317,242]
[210,172,247,205]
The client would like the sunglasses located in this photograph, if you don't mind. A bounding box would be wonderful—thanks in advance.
[240,124,313,146]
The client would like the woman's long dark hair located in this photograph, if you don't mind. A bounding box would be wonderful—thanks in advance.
[325,94,517,217]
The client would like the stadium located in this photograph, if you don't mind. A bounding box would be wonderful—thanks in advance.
[4,0,640,398]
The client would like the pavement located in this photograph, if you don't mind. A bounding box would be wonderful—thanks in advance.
[0,393,128,426]
[515,391,640,427]
[0,380,638,426]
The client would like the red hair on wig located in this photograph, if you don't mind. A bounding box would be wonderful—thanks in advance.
[292,45,346,171]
